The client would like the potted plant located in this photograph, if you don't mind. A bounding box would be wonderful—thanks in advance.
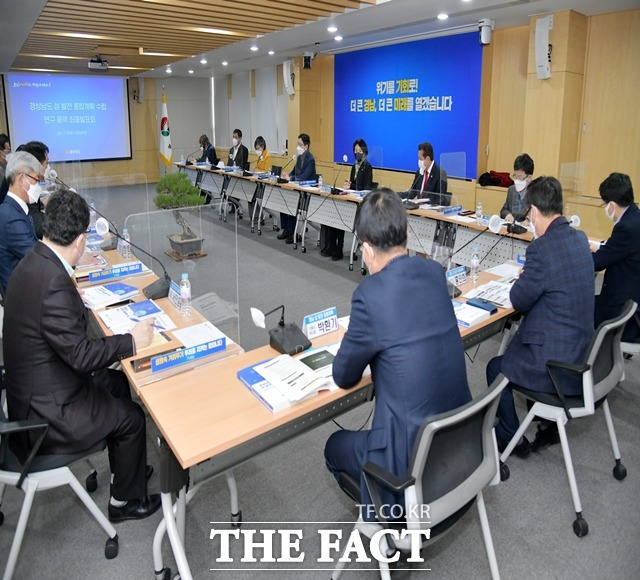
[168,210,205,258]
[154,172,205,209]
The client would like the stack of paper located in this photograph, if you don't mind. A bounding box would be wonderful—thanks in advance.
[83,281,139,310]
[98,299,175,335]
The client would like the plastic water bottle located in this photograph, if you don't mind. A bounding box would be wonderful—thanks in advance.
[180,154,185,164]
[121,228,131,259]
[89,202,97,231]
[471,245,480,282]
[180,273,192,317]
[476,200,483,225]
[318,174,323,189]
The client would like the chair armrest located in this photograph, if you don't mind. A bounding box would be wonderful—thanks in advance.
[363,462,415,493]
[546,360,591,420]
[0,419,49,489]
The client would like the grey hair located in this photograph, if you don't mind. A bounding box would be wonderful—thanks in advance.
[5,151,43,186]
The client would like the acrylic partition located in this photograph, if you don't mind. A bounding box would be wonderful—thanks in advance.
[123,202,240,348]
[559,161,587,234]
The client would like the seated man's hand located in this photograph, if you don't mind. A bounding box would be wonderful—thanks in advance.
[504,213,514,223]
[77,253,103,266]
[131,319,154,349]
[343,180,351,190]
[282,172,290,180]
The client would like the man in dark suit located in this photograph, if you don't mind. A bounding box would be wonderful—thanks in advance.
[3,189,161,522]
[500,153,534,222]
[406,141,448,200]
[487,177,595,455]
[593,173,640,342]
[0,151,42,293]
[224,128,249,217]
[325,188,471,513]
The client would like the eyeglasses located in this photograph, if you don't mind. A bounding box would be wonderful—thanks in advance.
[22,173,40,184]
[512,173,528,181]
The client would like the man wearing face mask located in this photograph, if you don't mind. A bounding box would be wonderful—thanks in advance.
[593,173,640,342]
[225,129,249,217]
[406,141,447,201]
[0,151,43,292]
[486,176,594,455]
[324,188,470,513]
[500,153,534,223]
[4,188,161,522]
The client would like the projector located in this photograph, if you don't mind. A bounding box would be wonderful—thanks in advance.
[88,56,108,71]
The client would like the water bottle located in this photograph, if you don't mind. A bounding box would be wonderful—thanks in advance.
[318,174,323,189]
[180,154,185,164]
[476,200,483,225]
[89,202,97,231]
[121,228,131,259]
[471,245,480,282]
[180,273,192,317]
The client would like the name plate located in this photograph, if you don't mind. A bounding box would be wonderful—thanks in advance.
[151,338,226,372]
[443,204,463,215]
[446,265,467,286]
[167,280,182,310]
[516,252,526,265]
[302,306,338,339]
[88,262,142,283]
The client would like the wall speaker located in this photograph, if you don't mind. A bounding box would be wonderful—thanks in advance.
[535,16,552,80]
[478,18,495,46]
[283,59,295,96]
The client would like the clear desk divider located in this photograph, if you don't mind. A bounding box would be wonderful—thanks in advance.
[123,202,241,385]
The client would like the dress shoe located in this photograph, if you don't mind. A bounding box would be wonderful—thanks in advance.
[285,236,294,244]
[277,230,292,240]
[108,494,161,523]
[320,247,333,257]
[497,436,531,459]
[531,424,560,452]
[331,251,344,261]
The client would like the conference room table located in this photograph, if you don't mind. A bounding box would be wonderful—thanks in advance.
[178,163,532,273]
[83,240,514,580]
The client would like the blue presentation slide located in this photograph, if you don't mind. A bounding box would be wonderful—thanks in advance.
[334,32,482,178]
[5,73,132,163]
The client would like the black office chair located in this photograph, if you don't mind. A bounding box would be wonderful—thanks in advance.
[332,375,508,580]
[500,300,637,537]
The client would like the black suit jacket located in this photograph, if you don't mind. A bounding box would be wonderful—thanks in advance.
[4,242,134,461]
[198,143,218,165]
[228,143,249,170]
[408,162,448,198]
[593,203,640,340]
[347,159,373,190]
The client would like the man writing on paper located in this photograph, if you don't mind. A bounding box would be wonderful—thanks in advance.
[486,177,594,455]
[3,189,161,523]
[592,173,640,343]
[324,188,471,512]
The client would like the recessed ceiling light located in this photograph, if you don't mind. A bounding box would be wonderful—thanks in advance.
[437,13,449,21]
[327,25,337,33]
[188,69,194,74]
[166,67,172,74]
[250,45,259,51]
[268,50,275,55]
[222,61,228,66]
[335,35,343,41]
[200,58,207,64]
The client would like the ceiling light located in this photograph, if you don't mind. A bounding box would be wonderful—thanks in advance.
[335,35,343,41]
[268,50,275,55]
[13,68,60,73]
[250,45,259,51]
[139,48,189,57]
[18,54,83,60]
[437,13,449,21]
[222,61,228,66]
[188,69,194,74]
[327,25,338,33]
[60,32,107,39]
[183,27,246,37]
[166,67,172,74]
[200,57,207,64]
[110,66,146,70]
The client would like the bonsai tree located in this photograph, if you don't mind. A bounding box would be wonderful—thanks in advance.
[154,172,205,209]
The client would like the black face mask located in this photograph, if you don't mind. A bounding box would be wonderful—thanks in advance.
[355,152,363,162]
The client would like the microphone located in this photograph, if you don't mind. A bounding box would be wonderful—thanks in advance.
[95,217,171,300]
[278,155,297,183]
[506,222,527,235]
[331,154,349,195]
[184,147,203,165]
[569,214,581,229]
[449,214,502,259]
[250,305,311,355]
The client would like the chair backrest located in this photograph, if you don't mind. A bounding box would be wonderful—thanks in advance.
[585,300,637,405]
[405,375,508,528]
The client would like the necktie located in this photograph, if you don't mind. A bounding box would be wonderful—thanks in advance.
[421,171,429,195]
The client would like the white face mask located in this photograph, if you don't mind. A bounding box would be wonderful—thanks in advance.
[296,145,305,156]
[514,178,527,192]
[232,138,238,147]
[418,159,425,173]
[605,202,616,222]
[529,209,539,239]
[23,175,43,203]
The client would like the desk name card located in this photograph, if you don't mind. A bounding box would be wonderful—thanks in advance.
[88,262,142,283]
[446,265,467,286]
[150,338,226,372]
[167,279,182,310]
[443,205,463,215]
[302,307,338,339]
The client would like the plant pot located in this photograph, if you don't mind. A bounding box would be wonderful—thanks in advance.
[167,234,205,257]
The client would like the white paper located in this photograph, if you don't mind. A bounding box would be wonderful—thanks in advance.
[486,262,521,279]
[450,215,477,223]
[172,321,233,348]
[463,280,513,308]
